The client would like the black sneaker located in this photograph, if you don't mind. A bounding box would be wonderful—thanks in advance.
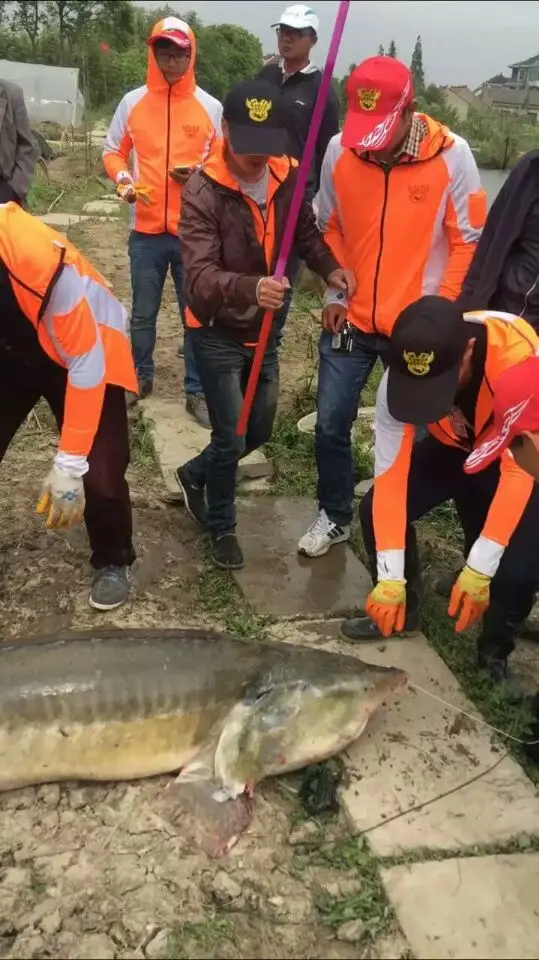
[89,565,129,611]
[175,466,207,526]
[139,378,153,400]
[341,611,420,643]
[211,533,244,570]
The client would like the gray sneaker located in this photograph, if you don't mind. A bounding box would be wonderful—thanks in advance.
[89,565,129,611]
[186,393,210,429]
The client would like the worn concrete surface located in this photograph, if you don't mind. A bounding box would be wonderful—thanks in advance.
[234,498,371,619]
[39,213,90,228]
[142,397,272,502]
[82,199,122,215]
[382,854,539,959]
[269,619,539,854]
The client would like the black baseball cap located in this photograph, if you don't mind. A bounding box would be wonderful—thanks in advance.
[387,296,469,425]
[223,79,288,156]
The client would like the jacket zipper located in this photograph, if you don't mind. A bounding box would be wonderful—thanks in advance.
[371,165,390,334]
[164,86,171,233]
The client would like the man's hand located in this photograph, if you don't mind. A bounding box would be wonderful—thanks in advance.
[322,302,347,334]
[448,566,491,633]
[116,179,153,206]
[365,580,407,638]
[169,165,199,185]
[256,276,290,311]
[327,268,356,297]
[36,466,85,530]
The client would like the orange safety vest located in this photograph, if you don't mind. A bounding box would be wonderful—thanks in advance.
[0,202,137,458]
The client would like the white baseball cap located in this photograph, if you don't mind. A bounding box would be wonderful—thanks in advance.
[272,4,320,34]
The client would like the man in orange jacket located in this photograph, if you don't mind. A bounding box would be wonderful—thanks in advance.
[298,55,486,559]
[342,295,539,684]
[0,202,138,611]
[103,16,223,428]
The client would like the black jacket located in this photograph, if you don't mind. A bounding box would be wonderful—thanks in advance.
[458,150,539,330]
[256,62,340,197]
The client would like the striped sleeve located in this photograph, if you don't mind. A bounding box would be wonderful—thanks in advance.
[316,134,348,308]
[103,91,137,183]
[438,136,487,300]
[372,370,416,581]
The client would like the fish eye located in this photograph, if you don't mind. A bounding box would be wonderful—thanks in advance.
[245,683,274,705]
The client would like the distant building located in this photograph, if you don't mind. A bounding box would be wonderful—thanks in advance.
[474,53,539,123]
[441,85,479,121]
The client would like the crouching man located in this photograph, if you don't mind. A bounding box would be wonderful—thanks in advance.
[176,79,353,570]
[343,295,539,683]
[0,202,138,610]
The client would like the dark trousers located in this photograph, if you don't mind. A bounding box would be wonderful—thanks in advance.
[275,249,301,347]
[128,230,202,395]
[359,435,539,659]
[0,350,135,570]
[183,328,279,535]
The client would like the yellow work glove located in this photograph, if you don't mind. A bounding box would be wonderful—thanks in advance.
[448,565,491,633]
[116,181,153,206]
[36,466,85,530]
[365,579,407,638]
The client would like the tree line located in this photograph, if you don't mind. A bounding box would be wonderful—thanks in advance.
[0,1,264,109]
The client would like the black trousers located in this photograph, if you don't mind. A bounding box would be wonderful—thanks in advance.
[0,348,136,570]
[360,435,539,659]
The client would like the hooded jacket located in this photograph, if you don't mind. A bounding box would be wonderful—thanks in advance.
[318,115,487,337]
[458,150,539,330]
[102,17,223,236]
[179,146,339,344]
[372,310,538,585]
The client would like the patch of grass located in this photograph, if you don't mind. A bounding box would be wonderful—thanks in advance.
[194,561,272,639]
[296,834,396,944]
[384,833,539,868]
[27,174,107,216]
[166,917,237,960]
[129,412,159,476]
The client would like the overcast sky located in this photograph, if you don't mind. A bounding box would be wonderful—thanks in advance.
[135,1,539,89]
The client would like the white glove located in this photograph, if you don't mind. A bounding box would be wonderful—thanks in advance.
[36,466,85,530]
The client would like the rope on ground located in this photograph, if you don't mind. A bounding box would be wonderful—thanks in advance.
[409,681,539,745]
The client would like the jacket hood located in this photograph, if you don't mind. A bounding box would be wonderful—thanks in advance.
[203,142,297,191]
[417,113,454,160]
[146,16,196,97]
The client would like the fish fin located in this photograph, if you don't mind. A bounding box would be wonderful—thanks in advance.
[155,775,253,858]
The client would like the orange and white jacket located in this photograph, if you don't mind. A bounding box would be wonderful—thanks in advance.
[102,17,222,236]
[317,115,487,335]
[373,311,539,583]
[0,202,137,475]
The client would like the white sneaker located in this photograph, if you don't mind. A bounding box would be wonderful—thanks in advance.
[297,509,350,557]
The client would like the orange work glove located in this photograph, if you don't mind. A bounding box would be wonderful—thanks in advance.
[448,566,491,633]
[365,579,407,638]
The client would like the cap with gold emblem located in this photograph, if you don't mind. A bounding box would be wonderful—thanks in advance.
[223,79,288,156]
[342,56,414,152]
[386,295,469,426]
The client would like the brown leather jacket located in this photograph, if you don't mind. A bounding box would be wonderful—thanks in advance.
[179,146,340,342]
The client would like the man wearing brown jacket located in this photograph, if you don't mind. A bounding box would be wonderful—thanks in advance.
[176,78,353,570]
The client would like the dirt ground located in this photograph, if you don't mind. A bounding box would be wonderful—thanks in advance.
[0,219,408,960]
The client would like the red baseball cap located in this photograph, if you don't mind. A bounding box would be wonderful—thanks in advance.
[342,56,414,152]
[149,22,191,50]
[464,356,539,474]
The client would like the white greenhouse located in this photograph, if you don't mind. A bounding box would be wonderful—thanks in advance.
[0,59,85,127]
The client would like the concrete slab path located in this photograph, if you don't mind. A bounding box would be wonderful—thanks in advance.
[383,853,539,959]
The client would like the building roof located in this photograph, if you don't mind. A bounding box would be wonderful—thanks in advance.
[445,85,479,107]
[508,53,539,69]
[483,83,539,107]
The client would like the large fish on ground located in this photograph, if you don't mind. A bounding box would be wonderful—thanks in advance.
[0,628,407,854]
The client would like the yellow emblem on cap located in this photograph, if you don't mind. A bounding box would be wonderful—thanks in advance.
[246,98,272,122]
[403,350,435,376]
[357,88,381,111]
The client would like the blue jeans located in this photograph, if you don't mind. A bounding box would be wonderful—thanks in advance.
[128,230,202,394]
[316,328,388,528]
[184,328,279,535]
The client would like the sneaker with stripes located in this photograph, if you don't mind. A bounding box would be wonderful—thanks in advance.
[297,509,350,558]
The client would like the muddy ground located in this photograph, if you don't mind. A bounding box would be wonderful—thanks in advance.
[0,219,408,960]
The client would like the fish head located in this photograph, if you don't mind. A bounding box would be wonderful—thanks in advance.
[214,651,407,797]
